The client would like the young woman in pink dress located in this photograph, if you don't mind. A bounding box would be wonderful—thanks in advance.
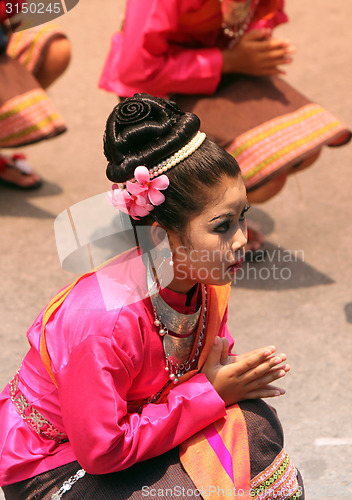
[0,94,304,498]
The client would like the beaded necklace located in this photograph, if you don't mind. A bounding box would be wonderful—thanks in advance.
[147,265,207,384]
[220,0,260,46]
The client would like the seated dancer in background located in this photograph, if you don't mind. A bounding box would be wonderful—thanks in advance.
[0,0,70,189]
[0,94,304,499]
[99,0,351,252]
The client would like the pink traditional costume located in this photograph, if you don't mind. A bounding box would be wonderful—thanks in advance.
[0,244,303,499]
[99,0,351,191]
[0,92,304,497]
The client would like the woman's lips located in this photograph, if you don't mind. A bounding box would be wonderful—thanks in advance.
[227,256,244,272]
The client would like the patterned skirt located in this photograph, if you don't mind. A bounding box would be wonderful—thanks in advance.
[172,75,351,191]
[2,400,304,500]
[0,24,67,148]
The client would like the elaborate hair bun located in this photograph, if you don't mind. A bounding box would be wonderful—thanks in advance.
[114,98,152,125]
[104,93,200,183]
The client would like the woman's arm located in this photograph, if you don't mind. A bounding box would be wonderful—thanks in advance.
[56,335,226,475]
[111,0,223,96]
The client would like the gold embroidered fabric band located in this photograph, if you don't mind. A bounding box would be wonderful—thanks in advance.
[9,373,68,444]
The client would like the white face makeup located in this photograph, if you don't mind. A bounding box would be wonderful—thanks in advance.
[167,175,249,293]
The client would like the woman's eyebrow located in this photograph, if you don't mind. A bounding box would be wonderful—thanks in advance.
[209,212,234,222]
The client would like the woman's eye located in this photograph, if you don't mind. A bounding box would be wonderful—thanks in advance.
[239,204,251,221]
[214,221,230,233]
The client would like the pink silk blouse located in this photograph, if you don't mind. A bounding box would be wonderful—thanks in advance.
[0,249,232,486]
[99,0,287,98]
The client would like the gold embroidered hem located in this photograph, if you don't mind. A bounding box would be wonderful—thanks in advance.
[250,449,302,499]
[9,373,68,444]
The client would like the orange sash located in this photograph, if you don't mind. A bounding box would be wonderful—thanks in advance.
[180,405,251,499]
[253,0,280,24]
[178,0,222,36]
[39,272,95,387]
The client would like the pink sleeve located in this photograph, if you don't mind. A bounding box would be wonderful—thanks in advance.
[56,335,226,475]
[101,0,222,97]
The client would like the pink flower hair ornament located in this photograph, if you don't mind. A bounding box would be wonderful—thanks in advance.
[107,166,170,220]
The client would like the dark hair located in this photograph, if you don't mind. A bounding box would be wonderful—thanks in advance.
[104,93,241,232]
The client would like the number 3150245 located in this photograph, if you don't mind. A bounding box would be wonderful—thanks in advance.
[6,3,62,14]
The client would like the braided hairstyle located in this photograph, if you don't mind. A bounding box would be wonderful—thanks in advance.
[104,93,241,232]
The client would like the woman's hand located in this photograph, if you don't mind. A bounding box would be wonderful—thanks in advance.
[221,28,295,76]
[201,337,290,406]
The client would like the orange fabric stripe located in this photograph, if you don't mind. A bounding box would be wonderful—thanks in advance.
[178,0,222,33]
[180,404,251,499]
[253,0,279,23]
[40,273,95,386]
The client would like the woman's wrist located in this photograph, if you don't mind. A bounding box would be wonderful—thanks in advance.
[221,49,238,74]
[221,49,230,73]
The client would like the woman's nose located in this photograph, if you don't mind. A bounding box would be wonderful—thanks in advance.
[232,227,248,252]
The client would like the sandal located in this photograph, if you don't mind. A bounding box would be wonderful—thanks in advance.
[328,131,352,147]
[0,154,42,190]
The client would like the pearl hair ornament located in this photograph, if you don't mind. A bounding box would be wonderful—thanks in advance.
[147,131,206,179]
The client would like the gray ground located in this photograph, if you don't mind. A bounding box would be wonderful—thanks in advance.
[1,1,351,498]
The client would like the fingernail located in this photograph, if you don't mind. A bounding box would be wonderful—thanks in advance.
[214,336,220,345]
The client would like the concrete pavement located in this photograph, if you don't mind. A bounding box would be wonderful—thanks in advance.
[1,1,351,498]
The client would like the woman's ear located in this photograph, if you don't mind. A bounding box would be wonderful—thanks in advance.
[149,222,172,260]
[150,221,167,248]
[150,221,182,256]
